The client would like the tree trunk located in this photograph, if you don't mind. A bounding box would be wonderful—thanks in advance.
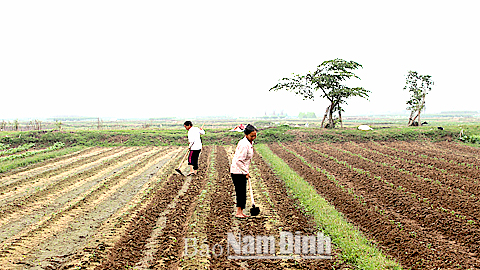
[339,110,343,128]
[418,94,425,126]
[407,110,415,126]
[411,112,419,124]
[321,105,330,128]
[328,104,334,128]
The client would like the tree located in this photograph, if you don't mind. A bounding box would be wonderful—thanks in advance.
[13,119,19,131]
[55,120,63,130]
[97,118,103,130]
[270,59,370,128]
[404,71,433,126]
[34,120,42,130]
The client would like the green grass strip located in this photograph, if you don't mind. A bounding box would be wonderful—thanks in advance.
[0,143,36,156]
[0,146,85,173]
[255,144,402,270]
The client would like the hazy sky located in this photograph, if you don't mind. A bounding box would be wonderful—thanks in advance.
[1,1,479,120]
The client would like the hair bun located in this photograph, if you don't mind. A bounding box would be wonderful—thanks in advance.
[244,124,258,135]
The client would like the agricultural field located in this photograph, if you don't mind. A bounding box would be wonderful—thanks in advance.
[1,133,480,269]
[268,141,480,269]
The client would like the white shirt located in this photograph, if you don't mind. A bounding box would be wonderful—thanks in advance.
[188,127,205,150]
[230,136,254,174]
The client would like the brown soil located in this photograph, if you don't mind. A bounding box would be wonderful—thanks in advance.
[0,146,101,180]
[362,141,480,192]
[3,140,477,269]
[0,147,111,194]
[252,151,348,269]
[271,142,480,269]
[93,146,212,269]
[387,141,480,170]
[351,142,480,194]
[434,141,480,156]
[308,142,480,255]
[0,147,176,269]
[204,146,242,269]
[0,147,145,223]
[93,145,348,270]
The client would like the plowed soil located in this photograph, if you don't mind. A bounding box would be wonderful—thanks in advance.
[2,140,478,269]
[274,141,480,269]
[1,145,347,269]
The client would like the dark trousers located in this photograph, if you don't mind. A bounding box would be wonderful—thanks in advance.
[188,150,201,170]
[231,173,247,209]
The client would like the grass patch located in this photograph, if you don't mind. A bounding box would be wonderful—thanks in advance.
[256,143,402,270]
[0,127,295,147]
[1,123,478,147]
[292,126,457,143]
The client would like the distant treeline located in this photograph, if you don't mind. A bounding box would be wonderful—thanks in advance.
[439,111,479,115]
[298,112,317,118]
[47,117,98,121]
[421,111,480,118]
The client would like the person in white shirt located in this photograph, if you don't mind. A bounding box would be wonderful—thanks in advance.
[184,121,205,176]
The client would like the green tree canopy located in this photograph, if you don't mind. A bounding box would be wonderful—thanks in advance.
[270,59,370,128]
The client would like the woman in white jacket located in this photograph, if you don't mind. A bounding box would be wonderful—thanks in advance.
[230,124,257,218]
